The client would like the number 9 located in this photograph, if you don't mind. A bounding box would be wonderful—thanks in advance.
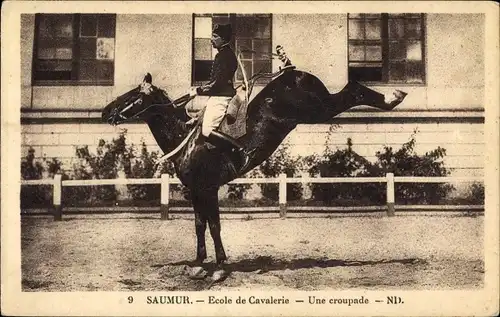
[128,296,134,304]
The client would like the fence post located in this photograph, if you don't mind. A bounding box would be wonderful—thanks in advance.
[161,174,170,220]
[53,174,62,221]
[279,173,287,218]
[386,173,395,216]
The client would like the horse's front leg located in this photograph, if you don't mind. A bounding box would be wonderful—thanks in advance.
[200,188,228,281]
[187,193,209,279]
[204,192,227,266]
[194,210,207,264]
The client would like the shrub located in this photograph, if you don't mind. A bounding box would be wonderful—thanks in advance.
[44,157,88,207]
[70,131,132,203]
[463,182,484,205]
[307,138,384,205]
[21,148,51,208]
[227,183,251,200]
[258,142,303,201]
[126,142,161,201]
[375,131,454,204]
[307,131,454,206]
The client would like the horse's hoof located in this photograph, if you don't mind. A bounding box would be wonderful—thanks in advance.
[188,266,207,280]
[211,269,228,282]
[384,90,408,110]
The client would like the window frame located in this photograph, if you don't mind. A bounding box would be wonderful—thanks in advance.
[347,13,427,86]
[32,13,116,87]
[191,13,273,86]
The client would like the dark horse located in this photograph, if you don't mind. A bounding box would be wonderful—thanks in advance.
[102,68,407,280]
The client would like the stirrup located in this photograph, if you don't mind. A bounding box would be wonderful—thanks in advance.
[238,148,256,173]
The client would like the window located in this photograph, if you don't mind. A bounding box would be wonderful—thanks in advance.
[192,14,272,85]
[348,13,425,84]
[33,14,116,85]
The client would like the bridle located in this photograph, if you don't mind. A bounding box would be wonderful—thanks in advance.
[116,87,195,122]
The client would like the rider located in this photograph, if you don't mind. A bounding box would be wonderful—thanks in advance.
[189,23,255,172]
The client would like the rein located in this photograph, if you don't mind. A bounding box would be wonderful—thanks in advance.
[122,93,195,121]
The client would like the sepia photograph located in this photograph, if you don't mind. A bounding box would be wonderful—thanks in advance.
[2,1,499,316]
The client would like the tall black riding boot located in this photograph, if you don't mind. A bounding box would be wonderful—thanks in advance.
[205,131,255,173]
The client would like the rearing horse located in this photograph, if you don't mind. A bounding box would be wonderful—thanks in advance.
[102,68,407,280]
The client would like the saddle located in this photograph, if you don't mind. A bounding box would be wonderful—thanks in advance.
[218,65,296,139]
[155,66,296,166]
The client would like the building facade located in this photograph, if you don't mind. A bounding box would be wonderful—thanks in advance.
[21,13,485,177]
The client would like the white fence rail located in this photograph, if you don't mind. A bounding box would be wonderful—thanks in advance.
[21,173,484,221]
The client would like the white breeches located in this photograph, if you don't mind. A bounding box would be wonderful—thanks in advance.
[201,96,232,137]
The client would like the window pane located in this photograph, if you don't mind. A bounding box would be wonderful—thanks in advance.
[80,14,97,37]
[406,62,424,83]
[80,38,96,59]
[236,17,258,38]
[194,38,212,60]
[348,19,364,39]
[407,40,422,61]
[97,60,114,81]
[38,48,56,59]
[236,39,252,58]
[365,19,381,39]
[389,41,406,60]
[38,15,73,38]
[406,18,421,38]
[389,62,405,81]
[38,16,54,38]
[36,60,73,71]
[348,65,382,82]
[98,14,116,37]
[255,17,271,38]
[37,37,73,59]
[348,44,365,61]
[56,17,73,37]
[254,60,271,75]
[364,14,382,19]
[212,15,231,27]
[253,39,271,59]
[365,45,382,61]
[389,18,405,39]
[194,17,213,38]
[96,38,115,60]
[236,60,252,81]
[55,47,72,60]
[79,59,98,81]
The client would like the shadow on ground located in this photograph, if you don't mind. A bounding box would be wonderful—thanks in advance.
[157,256,426,274]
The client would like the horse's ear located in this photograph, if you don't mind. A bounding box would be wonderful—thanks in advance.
[144,73,152,84]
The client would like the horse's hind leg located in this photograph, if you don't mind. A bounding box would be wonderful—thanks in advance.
[333,80,407,111]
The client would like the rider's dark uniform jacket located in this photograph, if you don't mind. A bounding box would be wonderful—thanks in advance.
[197,44,238,97]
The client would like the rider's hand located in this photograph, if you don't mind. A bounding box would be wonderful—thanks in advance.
[186,117,198,126]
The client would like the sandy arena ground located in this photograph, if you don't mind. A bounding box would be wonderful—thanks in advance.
[21,212,484,291]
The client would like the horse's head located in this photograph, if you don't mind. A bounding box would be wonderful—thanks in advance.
[102,73,173,125]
